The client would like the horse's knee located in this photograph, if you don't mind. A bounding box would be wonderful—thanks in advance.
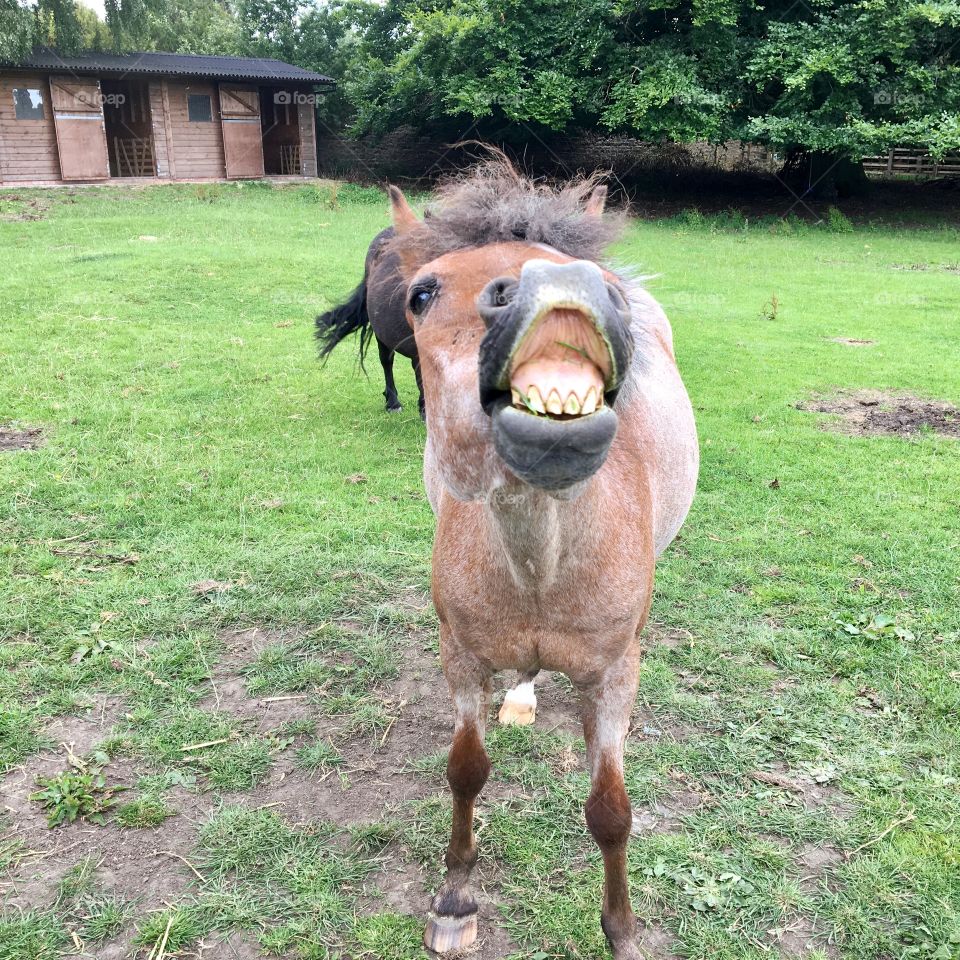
[447,725,490,798]
[585,762,632,848]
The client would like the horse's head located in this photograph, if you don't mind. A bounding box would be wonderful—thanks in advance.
[388,165,635,499]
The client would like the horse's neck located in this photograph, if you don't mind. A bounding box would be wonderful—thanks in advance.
[483,485,591,589]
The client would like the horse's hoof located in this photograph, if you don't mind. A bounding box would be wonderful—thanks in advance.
[386,405,402,414]
[424,912,478,953]
[498,698,536,726]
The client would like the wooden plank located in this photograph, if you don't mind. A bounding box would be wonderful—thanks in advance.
[54,116,110,179]
[49,77,102,113]
[50,77,109,180]
[161,80,177,179]
[298,99,316,177]
[219,86,259,118]
[219,84,263,178]
[222,120,264,178]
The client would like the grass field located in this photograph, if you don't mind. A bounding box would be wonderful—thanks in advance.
[1,181,959,960]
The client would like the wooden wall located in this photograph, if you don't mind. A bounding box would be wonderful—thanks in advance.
[298,100,317,177]
[0,73,61,182]
[165,80,226,179]
[0,71,320,183]
[149,81,172,178]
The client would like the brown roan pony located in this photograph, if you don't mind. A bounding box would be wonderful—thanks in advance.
[383,162,699,958]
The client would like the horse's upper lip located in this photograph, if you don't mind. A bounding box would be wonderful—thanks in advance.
[477,258,633,419]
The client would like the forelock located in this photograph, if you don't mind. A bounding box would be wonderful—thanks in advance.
[387,158,624,272]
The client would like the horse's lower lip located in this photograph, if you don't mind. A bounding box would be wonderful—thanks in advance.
[490,397,619,491]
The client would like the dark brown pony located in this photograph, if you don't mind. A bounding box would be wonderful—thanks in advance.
[386,161,699,958]
[315,227,425,418]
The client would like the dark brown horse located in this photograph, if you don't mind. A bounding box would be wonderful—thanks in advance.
[315,227,425,418]
[385,161,699,958]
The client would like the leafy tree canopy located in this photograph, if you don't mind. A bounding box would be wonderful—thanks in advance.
[335,0,960,158]
[1,0,956,159]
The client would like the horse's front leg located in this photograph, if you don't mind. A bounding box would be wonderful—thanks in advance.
[377,337,402,412]
[413,354,426,421]
[424,638,491,952]
[579,650,643,960]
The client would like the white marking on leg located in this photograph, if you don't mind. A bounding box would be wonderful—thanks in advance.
[505,680,536,707]
[498,679,537,726]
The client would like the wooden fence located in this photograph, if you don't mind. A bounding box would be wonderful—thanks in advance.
[862,148,960,179]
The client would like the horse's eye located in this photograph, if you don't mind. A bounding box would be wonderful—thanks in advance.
[409,286,435,316]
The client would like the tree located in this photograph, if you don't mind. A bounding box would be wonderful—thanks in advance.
[331,0,960,172]
[0,0,109,57]
[0,0,35,61]
[142,0,242,54]
[295,1,380,127]
[343,0,621,135]
[236,0,300,61]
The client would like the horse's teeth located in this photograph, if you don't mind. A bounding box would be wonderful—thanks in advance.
[527,385,545,413]
[582,387,598,414]
[511,388,522,407]
[564,393,581,415]
[546,389,563,415]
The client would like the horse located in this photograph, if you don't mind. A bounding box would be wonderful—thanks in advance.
[315,226,425,418]
[382,160,699,958]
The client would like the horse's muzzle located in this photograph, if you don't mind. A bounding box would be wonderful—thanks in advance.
[477,259,634,491]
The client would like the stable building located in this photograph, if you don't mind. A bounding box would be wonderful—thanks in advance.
[0,49,333,185]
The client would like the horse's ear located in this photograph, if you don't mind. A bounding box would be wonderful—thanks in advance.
[584,185,607,217]
[388,185,419,233]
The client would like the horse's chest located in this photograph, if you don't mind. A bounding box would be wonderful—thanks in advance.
[436,563,648,677]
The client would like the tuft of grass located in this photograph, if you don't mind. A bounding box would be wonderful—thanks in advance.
[114,794,176,828]
[353,912,424,958]
[134,906,209,954]
[51,859,131,948]
[201,738,274,790]
[0,705,44,774]
[56,857,98,903]
[77,896,128,943]
[295,737,343,774]
[0,911,67,960]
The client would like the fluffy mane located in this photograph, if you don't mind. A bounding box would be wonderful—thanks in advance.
[389,154,624,268]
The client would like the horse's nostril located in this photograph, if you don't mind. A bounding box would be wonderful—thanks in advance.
[606,282,628,313]
[478,277,519,327]
[490,279,517,306]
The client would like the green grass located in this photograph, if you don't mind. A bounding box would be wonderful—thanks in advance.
[1,182,959,959]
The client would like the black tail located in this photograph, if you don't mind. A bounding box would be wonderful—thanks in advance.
[315,279,374,371]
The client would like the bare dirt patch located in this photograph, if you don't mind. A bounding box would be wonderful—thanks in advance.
[631,789,704,836]
[750,768,852,816]
[797,841,844,894]
[773,914,839,959]
[0,195,51,221]
[799,390,960,439]
[828,337,875,346]
[1,744,206,921]
[0,424,44,451]
[635,922,681,960]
